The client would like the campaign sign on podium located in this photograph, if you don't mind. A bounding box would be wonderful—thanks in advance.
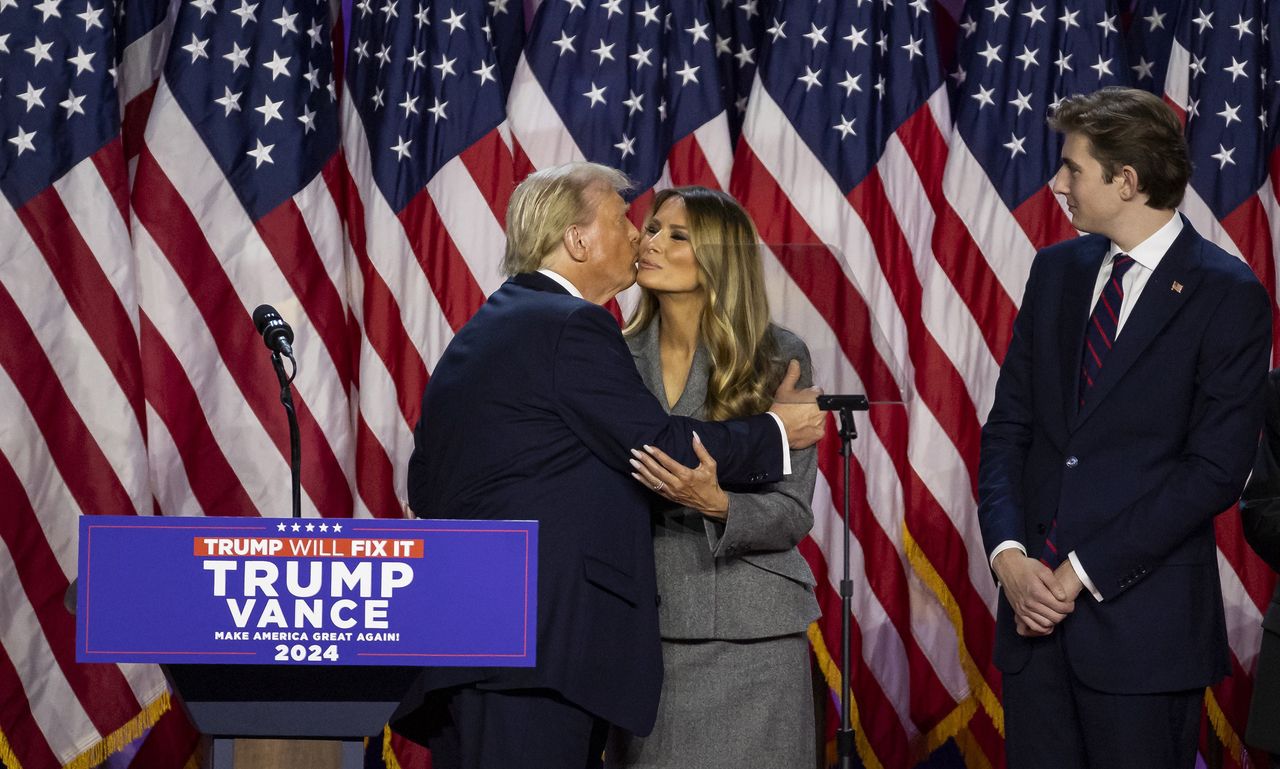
[76,516,537,667]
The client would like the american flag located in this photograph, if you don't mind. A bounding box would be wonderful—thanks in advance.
[2,1,1279,768]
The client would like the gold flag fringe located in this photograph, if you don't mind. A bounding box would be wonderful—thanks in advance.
[920,697,978,757]
[903,526,1005,736]
[807,620,884,769]
[954,724,996,769]
[381,724,403,769]
[59,690,172,769]
[1204,686,1247,766]
[1,727,25,769]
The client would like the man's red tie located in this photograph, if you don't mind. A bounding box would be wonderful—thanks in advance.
[1041,254,1137,568]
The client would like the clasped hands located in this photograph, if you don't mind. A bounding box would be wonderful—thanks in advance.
[992,550,1085,637]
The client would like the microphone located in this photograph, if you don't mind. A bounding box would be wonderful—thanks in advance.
[253,304,295,356]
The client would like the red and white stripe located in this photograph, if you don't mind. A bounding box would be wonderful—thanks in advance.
[734,79,1007,766]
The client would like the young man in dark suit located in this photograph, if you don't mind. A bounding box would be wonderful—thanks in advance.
[393,162,825,769]
[978,87,1271,767]
[1240,368,1280,764]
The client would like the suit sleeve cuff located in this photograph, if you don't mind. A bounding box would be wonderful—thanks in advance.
[989,540,1026,568]
[1067,551,1103,602]
[765,412,792,475]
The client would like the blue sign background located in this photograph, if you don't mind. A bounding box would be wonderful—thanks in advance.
[76,516,537,666]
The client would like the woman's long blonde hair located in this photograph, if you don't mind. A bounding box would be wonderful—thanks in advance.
[623,187,782,420]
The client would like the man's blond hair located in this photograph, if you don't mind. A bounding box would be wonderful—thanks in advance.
[502,162,632,276]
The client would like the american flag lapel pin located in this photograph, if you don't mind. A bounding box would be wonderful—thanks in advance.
[1171,281,1184,294]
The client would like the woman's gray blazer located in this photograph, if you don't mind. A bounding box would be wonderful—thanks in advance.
[626,320,821,640]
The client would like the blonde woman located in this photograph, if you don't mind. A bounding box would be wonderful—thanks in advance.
[606,187,820,768]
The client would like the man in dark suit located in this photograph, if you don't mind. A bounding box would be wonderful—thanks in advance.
[977,87,1271,767]
[393,162,825,769]
[1240,369,1280,763]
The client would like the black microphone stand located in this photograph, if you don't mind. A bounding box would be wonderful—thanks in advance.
[270,350,302,519]
[817,393,868,769]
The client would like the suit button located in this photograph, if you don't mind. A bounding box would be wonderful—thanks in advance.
[1065,456,1079,468]
[1036,523,1046,535]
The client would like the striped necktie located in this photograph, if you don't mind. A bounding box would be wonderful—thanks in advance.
[1079,254,1137,407]
[1042,254,1137,568]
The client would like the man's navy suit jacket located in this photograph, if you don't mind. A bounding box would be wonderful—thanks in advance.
[401,271,784,735]
[977,218,1270,693]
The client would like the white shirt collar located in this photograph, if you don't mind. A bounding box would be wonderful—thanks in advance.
[537,268,584,299]
[1108,213,1183,271]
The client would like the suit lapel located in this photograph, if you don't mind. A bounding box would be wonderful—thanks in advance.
[628,319,710,417]
[629,321,668,413]
[1059,240,1109,419]
[1072,221,1203,428]
[671,344,710,418]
